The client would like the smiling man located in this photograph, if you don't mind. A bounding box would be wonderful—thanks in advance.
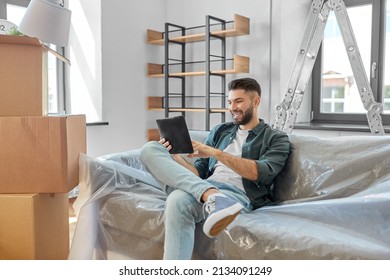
[140,77,290,260]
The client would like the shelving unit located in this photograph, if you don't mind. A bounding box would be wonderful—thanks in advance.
[146,14,250,140]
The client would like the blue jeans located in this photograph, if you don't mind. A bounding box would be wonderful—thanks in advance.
[139,141,253,260]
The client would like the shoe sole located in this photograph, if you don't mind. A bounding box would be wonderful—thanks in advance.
[203,203,243,237]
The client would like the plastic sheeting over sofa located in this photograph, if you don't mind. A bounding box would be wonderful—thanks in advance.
[68,133,390,259]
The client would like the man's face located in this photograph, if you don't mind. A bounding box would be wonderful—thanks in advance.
[227,89,259,125]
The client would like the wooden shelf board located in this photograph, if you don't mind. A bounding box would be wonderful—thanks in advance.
[148,30,247,45]
[147,108,164,111]
[212,69,238,75]
[147,14,249,45]
[212,29,248,37]
[147,73,165,78]
[171,34,206,44]
[170,71,206,77]
[146,29,163,45]
[147,63,164,76]
[147,128,160,141]
[211,108,229,113]
[147,55,249,77]
[171,68,248,76]
[149,70,247,78]
[147,107,229,113]
[147,96,164,109]
[147,38,164,45]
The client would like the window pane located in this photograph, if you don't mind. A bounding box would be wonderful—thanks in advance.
[384,1,390,114]
[6,3,59,114]
[47,44,59,113]
[321,4,372,114]
[6,4,25,25]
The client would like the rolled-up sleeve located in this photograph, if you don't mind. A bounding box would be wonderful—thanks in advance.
[194,158,209,179]
[254,132,290,186]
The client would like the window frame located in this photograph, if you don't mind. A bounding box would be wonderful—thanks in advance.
[312,0,389,125]
[0,0,67,115]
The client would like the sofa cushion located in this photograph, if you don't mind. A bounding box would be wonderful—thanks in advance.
[274,134,390,202]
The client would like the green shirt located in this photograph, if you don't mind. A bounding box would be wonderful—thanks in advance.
[194,119,290,209]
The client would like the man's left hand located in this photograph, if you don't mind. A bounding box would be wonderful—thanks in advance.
[188,140,218,158]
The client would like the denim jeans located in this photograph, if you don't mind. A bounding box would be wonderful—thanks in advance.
[139,141,253,260]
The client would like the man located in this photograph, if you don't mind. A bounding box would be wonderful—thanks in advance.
[140,77,290,259]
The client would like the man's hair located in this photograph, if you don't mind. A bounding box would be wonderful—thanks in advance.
[228,77,261,97]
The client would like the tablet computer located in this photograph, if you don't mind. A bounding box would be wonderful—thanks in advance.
[156,115,194,154]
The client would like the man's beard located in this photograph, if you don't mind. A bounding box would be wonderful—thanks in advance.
[231,104,254,125]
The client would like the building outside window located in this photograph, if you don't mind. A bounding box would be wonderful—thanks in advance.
[322,71,351,113]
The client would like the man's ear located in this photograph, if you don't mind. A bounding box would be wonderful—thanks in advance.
[254,96,261,106]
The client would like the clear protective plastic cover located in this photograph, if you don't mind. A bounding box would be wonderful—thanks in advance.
[69,133,390,260]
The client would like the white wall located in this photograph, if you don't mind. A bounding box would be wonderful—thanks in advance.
[68,0,102,123]
[86,0,167,157]
[84,0,370,157]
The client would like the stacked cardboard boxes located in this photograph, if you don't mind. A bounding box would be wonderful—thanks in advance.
[0,35,86,259]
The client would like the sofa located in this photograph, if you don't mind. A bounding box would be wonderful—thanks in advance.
[68,131,390,260]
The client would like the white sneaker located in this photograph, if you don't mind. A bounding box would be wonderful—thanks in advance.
[203,193,243,238]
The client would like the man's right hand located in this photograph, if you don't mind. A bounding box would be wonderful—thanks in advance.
[159,138,172,152]
[159,138,181,161]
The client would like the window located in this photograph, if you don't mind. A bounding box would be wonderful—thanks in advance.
[1,0,66,114]
[322,78,346,113]
[385,85,390,111]
[312,0,389,125]
[384,4,390,114]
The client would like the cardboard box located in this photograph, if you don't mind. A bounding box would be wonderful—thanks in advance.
[0,115,86,193]
[0,35,48,116]
[0,193,69,260]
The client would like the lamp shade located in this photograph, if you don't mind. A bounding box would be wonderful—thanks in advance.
[18,0,71,47]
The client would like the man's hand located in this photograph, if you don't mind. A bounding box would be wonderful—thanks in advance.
[188,140,219,158]
[159,138,172,151]
[159,138,182,162]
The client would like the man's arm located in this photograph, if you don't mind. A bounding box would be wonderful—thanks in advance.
[159,138,200,176]
[190,140,258,181]
[172,153,200,176]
